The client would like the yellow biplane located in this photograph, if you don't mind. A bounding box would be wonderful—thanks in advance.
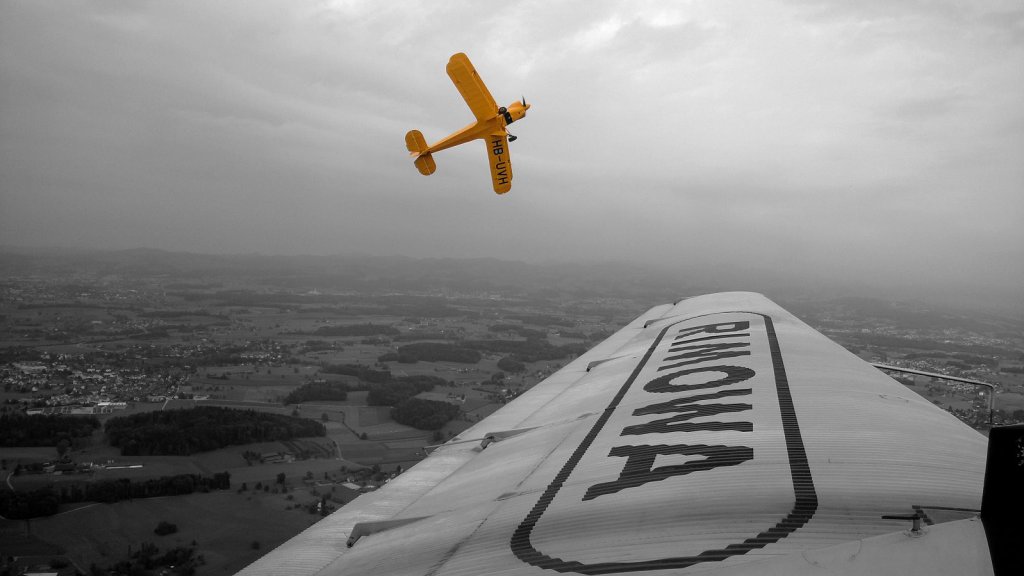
[406,53,530,194]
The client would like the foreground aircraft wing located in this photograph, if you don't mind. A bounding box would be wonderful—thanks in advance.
[237,292,1013,576]
[446,52,499,122]
[486,133,512,194]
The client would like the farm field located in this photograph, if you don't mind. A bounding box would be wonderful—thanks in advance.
[5,251,1021,574]
[1,488,329,576]
[1,275,634,573]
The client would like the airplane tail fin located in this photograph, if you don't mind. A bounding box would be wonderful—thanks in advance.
[406,130,436,175]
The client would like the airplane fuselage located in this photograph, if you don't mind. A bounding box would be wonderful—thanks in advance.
[424,115,507,154]
[406,53,529,193]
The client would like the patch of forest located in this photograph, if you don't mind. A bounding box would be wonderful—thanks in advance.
[0,345,45,362]
[902,351,998,367]
[310,323,398,337]
[489,324,548,340]
[464,338,587,363]
[320,363,391,384]
[104,407,325,456]
[0,414,101,447]
[296,339,343,354]
[387,305,473,318]
[505,313,574,327]
[0,472,231,519]
[366,375,448,406]
[390,397,460,431]
[392,331,455,342]
[842,333,1017,358]
[137,309,227,319]
[101,541,202,576]
[283,381,348,404]
[277,361,461,431]
[378,343,481,364]
[497,356,525,373]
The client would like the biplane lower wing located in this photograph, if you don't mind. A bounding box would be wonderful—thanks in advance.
[237,292,1011,576]
[486,133,512,194]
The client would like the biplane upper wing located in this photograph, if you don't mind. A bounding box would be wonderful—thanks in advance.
[486,133,512,194]
[446,52,499,122]
[237,292,1017,576]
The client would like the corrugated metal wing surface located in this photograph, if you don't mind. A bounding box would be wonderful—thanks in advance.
[235,292,989,576]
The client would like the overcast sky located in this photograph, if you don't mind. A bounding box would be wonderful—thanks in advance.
[1,1,1021,305]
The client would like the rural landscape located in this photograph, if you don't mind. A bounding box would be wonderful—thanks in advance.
[2,248,1022,576]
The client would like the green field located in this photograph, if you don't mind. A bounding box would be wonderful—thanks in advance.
[2,488,325,575]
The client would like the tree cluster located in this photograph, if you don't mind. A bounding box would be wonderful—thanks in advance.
[390,397,460,431]
[378,343,481,364]
[497,356,526,373]
[98,541,201,576]
[506,313,574,327]
[312,323,399,337]
[283,381,348,404]
[105,407,324,456]
[464,338,586,363]
[0,472,230,519]
[366,375,446,407]
[0,413,101,447]
[382,302,468,318]
[489,324,547,340]
[902,351,997,368]
[845,333,1014,357]
[321,363,391,384]
[296,339,342,354]
[392,331,452,342]
[0,345,44,362]
[154,520,178,535]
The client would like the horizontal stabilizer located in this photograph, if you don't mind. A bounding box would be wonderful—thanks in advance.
[414,153,436,176]
[406,129,429,154]
[406,130,435,175]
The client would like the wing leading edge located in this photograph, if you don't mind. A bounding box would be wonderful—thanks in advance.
[236,292,995,576]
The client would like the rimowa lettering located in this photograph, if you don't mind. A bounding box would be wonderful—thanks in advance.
[585,321,755,500]
[491,136,510,185]
[511,312,819,573]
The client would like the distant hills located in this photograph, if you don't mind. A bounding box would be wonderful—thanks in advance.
[0,246,1016,316]
[0,247,687,301]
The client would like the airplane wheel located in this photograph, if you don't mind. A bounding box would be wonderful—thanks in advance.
[498,107,507,114]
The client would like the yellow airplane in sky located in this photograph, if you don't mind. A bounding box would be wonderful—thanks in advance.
[406,53,530,194]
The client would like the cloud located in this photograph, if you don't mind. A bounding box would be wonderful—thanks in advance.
[0,0,1021,306]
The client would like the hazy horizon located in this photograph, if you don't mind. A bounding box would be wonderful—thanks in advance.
[2,1,1021,311]
[1,243,1020,316]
